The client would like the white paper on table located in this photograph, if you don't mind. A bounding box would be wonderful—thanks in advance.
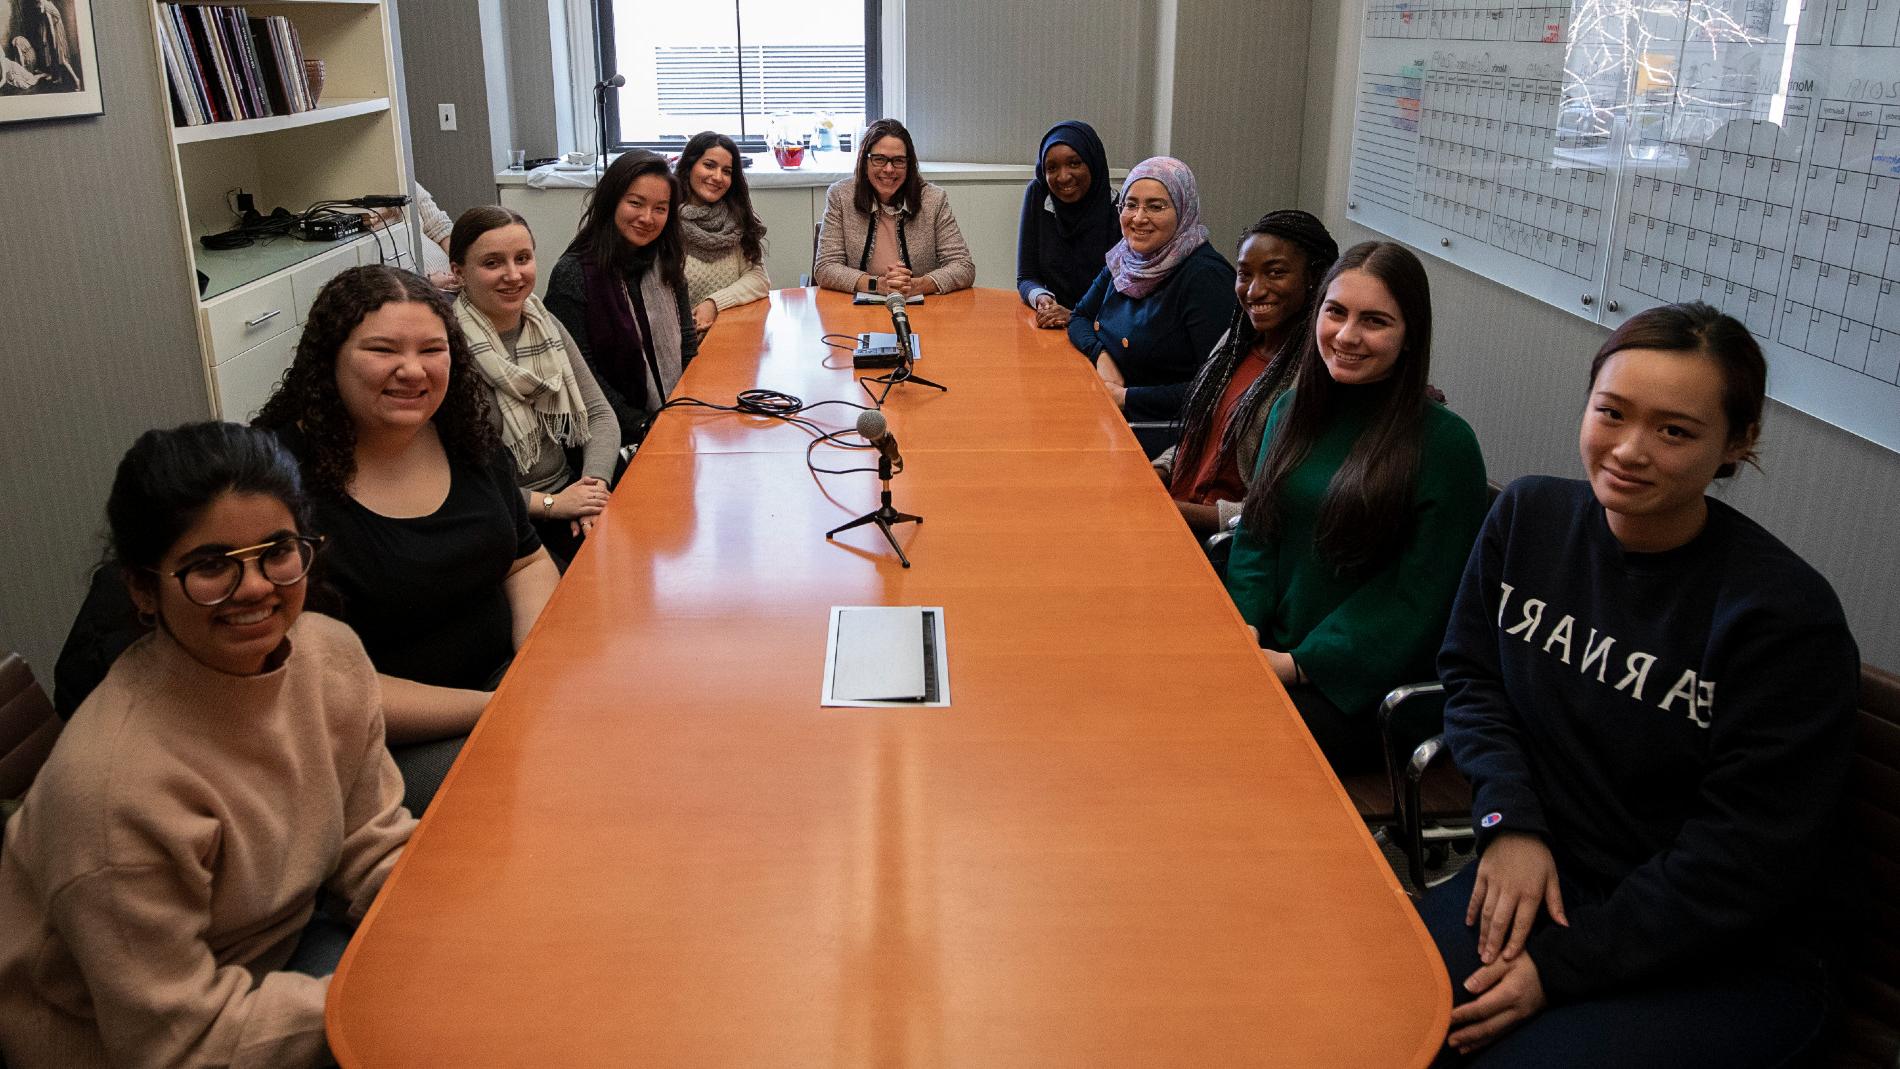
[821,606,950,708]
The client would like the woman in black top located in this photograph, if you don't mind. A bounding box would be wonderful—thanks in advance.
[544,150,699,445]
[254,266,558,805]
[1016,120,1118,329]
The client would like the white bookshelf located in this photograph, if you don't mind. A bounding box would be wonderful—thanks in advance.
[171,96,389,144]
[145,0,413,419]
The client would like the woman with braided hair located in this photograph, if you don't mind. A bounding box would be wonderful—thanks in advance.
[1152,210,1338,537]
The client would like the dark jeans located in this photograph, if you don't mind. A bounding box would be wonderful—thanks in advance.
[1418,862,1830,1068]
[1285,682,1382,776]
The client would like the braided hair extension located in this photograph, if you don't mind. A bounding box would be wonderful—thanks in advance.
[1168,211,1339,490]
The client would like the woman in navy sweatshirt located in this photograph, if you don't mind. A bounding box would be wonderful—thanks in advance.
[1424,302,1857,1065]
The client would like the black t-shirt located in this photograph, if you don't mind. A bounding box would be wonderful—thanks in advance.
[281,428,540,691]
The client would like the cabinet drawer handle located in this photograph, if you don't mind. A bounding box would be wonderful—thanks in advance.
[244,309,283,328]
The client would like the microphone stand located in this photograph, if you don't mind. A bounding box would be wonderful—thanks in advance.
[593,78,620,181]
[863,321,947,407]
[824,451,923,568]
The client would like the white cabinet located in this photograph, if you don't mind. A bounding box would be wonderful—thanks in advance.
[212,329,300,425]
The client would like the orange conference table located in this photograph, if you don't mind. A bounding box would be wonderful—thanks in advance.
[327,287,1450,1066]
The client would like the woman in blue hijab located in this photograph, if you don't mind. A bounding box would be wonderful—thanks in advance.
[1016,120,1119,329]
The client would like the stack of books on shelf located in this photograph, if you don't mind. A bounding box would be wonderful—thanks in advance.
[158,4,314,127]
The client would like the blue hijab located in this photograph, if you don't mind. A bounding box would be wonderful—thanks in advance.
[1032,121,1116,239]
[1021,120,1120,308]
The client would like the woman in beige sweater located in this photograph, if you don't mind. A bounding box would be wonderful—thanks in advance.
[0,422,414,1069]
[813,118,975,297]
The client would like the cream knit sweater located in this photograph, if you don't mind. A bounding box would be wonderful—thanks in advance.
[684,244,770,310]
[0,613,414,1069]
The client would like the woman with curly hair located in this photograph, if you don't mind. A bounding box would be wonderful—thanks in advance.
[545,150,699,445]
[254,265,558,805]
[675,131,770,339]
[1152,209,1338,537]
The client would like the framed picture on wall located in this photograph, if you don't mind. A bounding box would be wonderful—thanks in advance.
[0,0,103,124]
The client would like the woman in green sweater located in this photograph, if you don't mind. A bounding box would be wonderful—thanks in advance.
[1224,241,1488,773]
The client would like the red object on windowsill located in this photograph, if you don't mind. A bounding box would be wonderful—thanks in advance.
[772,142,806,169]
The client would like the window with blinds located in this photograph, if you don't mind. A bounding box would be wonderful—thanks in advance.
[598,0,876,150]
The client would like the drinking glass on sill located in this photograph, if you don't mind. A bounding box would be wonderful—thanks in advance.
[509,149,527,171]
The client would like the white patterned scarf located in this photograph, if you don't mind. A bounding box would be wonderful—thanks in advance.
[453,291,591,475]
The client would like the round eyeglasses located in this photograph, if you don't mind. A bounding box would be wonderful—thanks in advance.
[153,534,324,607]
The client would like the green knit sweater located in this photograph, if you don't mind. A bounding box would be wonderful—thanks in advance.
[1224,387,1489,717]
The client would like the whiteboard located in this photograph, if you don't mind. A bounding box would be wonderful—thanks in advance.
[1346,0,1900,453]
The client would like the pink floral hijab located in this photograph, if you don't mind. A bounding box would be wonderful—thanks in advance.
[1104,156,1210,299]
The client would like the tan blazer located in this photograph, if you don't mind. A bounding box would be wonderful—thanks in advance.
[813,178,976,294]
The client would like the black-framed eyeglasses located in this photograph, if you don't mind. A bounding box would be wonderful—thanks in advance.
[866,153,909,171]
[152,534,325,607]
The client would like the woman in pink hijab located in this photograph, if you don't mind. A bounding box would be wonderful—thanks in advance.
[1066,156,1235,432]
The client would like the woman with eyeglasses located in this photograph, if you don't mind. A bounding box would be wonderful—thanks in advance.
[255,265,559,809]
[1067,156,1234,426]
[0,422,414,1069]
[813,118,975,297]
[545,150,699,445]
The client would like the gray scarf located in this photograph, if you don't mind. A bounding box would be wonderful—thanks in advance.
[679,201,743,257]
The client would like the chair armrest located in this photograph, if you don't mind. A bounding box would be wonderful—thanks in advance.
[1126,421,1172,431]
[1202,514,1241,554]
[1401,732,1453,891]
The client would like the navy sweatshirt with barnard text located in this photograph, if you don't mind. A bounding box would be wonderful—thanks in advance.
[1438,476,1857,1003]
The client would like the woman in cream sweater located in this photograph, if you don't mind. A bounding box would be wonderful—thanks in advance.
[675,130,770,339]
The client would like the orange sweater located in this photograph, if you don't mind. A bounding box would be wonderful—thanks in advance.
[0,612,414,1068]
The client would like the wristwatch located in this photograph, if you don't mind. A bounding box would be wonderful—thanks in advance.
[542,494,555,517]
[866,275,879,293]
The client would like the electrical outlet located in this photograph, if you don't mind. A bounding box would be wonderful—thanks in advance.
[437,103,457,132]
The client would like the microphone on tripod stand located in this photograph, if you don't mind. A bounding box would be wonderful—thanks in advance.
[593,75,625,179]
[863,291,945,404]
[884,291,914,366]
[825,409,923,567]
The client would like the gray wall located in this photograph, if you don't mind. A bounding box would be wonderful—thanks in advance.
[505,1,559,160]
[397,0,496,218]
[1302,0,1900,671]
[904,0,1309,250]
[0,1,210,677]
[904,1,1155,168]
[1164,0,1309,256]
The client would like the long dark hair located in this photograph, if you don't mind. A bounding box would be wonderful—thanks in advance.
[1589,302,1764,478]
[448,204,532,265]
[1171,210,1339,488]
[676,131,767,266]
[1242,241,1435,577]
[253,265,498,499]
[851,118,923,214]
[565,149,687,294]
[107,422,312,579]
